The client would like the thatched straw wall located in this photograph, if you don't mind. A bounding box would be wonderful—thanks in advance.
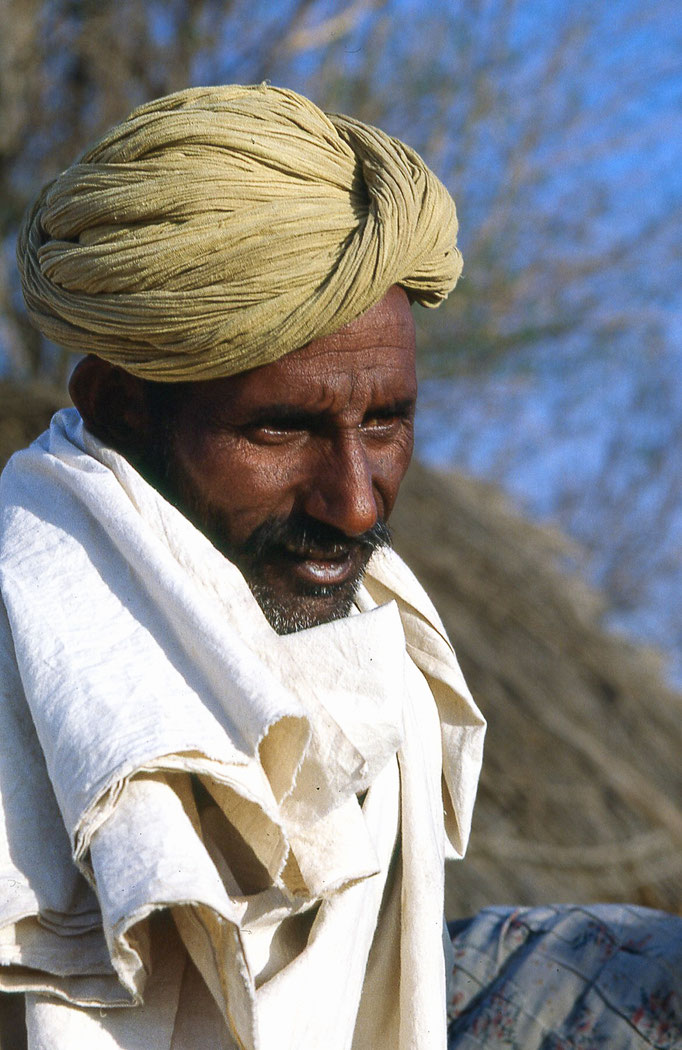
[390,462,682,917]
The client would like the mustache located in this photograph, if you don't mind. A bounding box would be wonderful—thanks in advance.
[245,515,392,560]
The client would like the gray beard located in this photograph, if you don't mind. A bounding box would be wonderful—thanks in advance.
[248,574,361,634]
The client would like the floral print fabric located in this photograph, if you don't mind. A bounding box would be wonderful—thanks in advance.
[448,904,682,1049]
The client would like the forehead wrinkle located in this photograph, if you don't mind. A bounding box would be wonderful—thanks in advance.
[179,284,417,420]
[283,359,414,419]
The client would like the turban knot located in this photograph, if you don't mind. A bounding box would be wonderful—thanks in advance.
[17,84,462,380]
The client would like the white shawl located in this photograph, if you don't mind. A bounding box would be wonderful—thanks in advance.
[0,409,485,1050]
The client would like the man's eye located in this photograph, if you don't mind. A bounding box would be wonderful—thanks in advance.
[362,412,409,433]
[245,421,306,443]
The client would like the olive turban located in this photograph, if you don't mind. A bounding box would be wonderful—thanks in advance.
[17,84,462,381]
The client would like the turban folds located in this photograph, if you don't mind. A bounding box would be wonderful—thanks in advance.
[17,84,462,380]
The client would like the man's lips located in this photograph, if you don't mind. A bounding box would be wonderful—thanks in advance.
[278,543,357,586]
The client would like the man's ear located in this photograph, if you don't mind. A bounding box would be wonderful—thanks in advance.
[68,355,153,455]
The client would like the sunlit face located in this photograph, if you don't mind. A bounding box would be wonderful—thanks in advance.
[164,286,417,633]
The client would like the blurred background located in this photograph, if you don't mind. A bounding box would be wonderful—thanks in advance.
[1,0,682,914]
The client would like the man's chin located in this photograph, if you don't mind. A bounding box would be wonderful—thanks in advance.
[248,576,362,635]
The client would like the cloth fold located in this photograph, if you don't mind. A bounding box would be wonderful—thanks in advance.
[0,409,485,1049]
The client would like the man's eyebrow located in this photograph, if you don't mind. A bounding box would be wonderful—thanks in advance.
[244,397,417,424]
[368,397,416,416]
[244,403,323,424]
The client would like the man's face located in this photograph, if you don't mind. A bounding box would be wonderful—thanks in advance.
[164,286,417,633]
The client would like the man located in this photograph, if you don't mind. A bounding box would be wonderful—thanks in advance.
[0,84,485,1049]
[2,84,682,1050]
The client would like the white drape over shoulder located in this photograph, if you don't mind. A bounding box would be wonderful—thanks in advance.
[0,409,484,1050]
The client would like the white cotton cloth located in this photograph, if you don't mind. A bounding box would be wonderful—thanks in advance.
[0,409,485,1050]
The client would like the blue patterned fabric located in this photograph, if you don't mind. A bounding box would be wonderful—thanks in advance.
[448,904,682,1048]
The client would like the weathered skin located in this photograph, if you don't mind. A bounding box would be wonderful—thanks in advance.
[70,285,417,632]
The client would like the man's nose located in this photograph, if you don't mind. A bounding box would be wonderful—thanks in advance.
[302,435,379,537]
